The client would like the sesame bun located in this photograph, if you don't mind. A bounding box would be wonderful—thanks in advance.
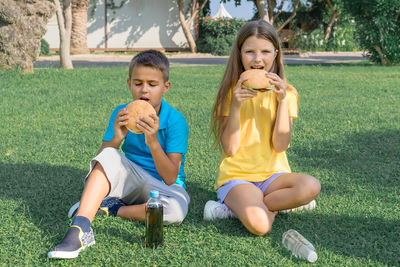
[240,69,274,92]
[126,100,156,134]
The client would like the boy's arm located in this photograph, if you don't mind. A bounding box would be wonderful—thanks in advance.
[96,139,122,155]
[148,144,182,185]
[97,107,130,155]
[136,113,182,185]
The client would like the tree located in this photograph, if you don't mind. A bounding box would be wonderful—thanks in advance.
[344,0,400,65]
[223,0,300,32]
[0,0,54,72]
[70,0,90,54]
[177,0,209,53]
[323,0,338,44]
[54,0,73,69]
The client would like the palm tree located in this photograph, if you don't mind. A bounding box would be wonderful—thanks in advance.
[70,0,90,54]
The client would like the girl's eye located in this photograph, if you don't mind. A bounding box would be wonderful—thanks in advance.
[262,50,271,54]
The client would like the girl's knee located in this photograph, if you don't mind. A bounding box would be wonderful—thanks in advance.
[299,175,321,199]
[242,209,273,236]
[306,176,321,198]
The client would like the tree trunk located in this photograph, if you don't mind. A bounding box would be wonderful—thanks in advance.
[177,0,208,54]
[373,45,390,65]
[276,0,300,32]
[55,0,73,69]
[324,0,338,44]
[71,0,90,54]
[255,0,270,23]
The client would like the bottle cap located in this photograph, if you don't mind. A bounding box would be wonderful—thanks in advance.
[150,190,159,198]
[307,251,318,263]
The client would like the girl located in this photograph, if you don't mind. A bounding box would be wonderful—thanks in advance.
[203,20,321,236]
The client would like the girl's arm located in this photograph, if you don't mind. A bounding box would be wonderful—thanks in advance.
[267,72,292,153]
[272,98,292,153]
[221,77,257,156]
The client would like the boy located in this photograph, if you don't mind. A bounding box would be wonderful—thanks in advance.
[48,50,190,259]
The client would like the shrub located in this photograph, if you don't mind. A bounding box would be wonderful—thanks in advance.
[344,0,400,65]
[296,21,360,52]
[197,16,245,56]
[40,39,50,56]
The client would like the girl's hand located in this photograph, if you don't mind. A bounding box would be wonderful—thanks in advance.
[136,113,159,147]
[267,72,287,102]
[114,108,130,141]
[232,76,258,108]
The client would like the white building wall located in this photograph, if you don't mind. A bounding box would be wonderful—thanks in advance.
[43,0,192,50]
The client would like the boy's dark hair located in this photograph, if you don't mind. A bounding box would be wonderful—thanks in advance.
[128,50,170,81]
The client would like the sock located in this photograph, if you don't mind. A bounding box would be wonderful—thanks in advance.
[108,202,124,217]
[72,216,91,232]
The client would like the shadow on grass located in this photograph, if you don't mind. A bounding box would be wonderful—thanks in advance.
[291,130,400,195]
[272,212,399,266]
[0,162,86,235]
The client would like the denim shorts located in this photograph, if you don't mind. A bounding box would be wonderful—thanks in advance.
[216,172,286,203]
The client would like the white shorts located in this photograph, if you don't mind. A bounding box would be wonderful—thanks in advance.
[85,147,190,224]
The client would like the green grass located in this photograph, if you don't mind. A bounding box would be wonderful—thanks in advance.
[0,64,399,266]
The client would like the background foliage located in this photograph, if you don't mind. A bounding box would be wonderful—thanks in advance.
[344,0,400,65]
[40,39,50,56]
[196,16,245,56]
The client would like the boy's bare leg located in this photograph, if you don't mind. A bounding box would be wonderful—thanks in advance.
[263,173,321,211]
[224,184,276,236]
[75,163,111,222]
[117,204,146,221]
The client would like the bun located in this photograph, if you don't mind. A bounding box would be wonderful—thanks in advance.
[240,69,274,92]
[125,100,156,134]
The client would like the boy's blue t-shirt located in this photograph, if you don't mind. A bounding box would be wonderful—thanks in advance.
[103,99,189,188]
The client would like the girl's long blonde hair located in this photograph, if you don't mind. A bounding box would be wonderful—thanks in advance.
[211,20,298,147]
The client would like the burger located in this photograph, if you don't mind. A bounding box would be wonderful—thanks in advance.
[125,100,156,134]
[240,69,274,92]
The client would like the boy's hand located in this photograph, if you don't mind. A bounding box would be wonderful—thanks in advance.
[114,108,130,141]
[136,113,159,147]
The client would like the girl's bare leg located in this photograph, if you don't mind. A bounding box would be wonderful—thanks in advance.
[263,173,321,211]
[224,184,276,236]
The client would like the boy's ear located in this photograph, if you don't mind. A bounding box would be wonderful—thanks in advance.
[163,81,171,93]
[127,78,131,87]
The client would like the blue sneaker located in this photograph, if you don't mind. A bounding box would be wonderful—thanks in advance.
[48,225,95,259]
[68,197,126,218]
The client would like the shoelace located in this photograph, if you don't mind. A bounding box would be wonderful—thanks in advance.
[214,204,234,219]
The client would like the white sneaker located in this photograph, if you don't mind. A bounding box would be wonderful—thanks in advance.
[203,200,236,221]
[278,200,316,215]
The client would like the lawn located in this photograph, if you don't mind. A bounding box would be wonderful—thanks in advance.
[0,64,399,266]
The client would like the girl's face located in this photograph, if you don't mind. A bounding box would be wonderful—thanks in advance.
[241,36,277,72]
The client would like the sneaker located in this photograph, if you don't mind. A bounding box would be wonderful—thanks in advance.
[278,200,316,215]
[48,226,95,259]
[68,197,125,218]
[203,200,236,221]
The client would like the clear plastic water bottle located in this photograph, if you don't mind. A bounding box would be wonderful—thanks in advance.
[282,229,318,263]
[145,190,163,248]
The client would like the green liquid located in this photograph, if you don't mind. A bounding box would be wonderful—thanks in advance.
[145,205,163,248]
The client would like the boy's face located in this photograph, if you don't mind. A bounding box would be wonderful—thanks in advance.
[127,65,170,114]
